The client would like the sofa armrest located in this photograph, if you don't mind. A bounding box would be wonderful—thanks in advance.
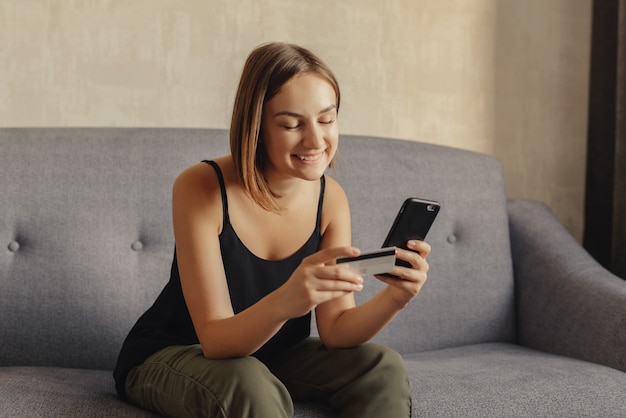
[508,198,626,373]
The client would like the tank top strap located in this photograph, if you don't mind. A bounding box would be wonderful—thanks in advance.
[316,175,326,231]
[202,160,230,225]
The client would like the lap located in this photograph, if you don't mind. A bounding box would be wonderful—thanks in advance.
[125,345,292,418]
[267,338,408,403]
[125,339,410,417]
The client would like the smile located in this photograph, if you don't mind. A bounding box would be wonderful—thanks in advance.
[295,153,323,162]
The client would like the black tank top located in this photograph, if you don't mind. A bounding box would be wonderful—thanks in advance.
[113,160,325,400]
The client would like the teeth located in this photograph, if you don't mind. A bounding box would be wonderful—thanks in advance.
[298,154,321,161]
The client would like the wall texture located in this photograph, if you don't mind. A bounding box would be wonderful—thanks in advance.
[0,0,591,240]
[494,1,592,242]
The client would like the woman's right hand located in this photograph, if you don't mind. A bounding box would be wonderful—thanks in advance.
[274,246,364,319]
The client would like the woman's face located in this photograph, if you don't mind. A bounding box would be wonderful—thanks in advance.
[260,72,339,183]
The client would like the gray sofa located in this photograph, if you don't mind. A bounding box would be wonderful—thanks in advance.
[1,127,625,417]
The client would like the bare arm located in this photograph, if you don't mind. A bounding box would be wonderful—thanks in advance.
[174,164,364,359]
[319,242,430,349]
[173,163,287,358]
[315,177,431,348]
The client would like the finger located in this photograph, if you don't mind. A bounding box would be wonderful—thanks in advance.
[377,267,415,283]
[304,246,361,266]
[375,273,405,286]
[317,277,364,292]
[407,240,431,257]
[315,265,364,284]
[395,248,428,272]
[301,264,364,291]
[386,265,427,281]
[376,266,427,286]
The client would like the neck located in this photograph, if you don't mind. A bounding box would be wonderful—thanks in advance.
[263,171,318,212]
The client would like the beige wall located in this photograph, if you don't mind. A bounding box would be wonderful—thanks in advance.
[494,1,591,242]
[0,0,591,240]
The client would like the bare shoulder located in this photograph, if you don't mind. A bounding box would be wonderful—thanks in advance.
[173,157,232,233]
[174,163,217,203]
[323,175,348,204]
[174,157,232,197]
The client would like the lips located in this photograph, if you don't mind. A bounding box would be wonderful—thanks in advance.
[296,153,323,161]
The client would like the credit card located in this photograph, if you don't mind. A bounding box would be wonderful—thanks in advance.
[336,247,396,276]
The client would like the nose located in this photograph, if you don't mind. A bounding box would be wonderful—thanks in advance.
[302,123,325,149]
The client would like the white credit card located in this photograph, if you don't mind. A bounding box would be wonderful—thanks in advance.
[336,247,396,276]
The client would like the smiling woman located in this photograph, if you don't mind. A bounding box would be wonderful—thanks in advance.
[261,73,339,185]
[230,43,342,213]
[113,42,429,418]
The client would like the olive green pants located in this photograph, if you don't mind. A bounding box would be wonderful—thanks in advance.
[125,337,411,418]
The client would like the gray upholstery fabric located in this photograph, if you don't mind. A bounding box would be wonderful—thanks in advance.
[0,367,159,417]
[509,199,626,372]
[404,343,626,417]
[1,128,625,417]
[0,367,329,418]
[332,136,516,353]
[1,128,229,370]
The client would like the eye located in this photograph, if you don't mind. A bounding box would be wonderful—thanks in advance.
[320,119,335,125]
[277,117,301,130]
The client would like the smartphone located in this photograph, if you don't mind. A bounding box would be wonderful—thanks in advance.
[381,197,440,273]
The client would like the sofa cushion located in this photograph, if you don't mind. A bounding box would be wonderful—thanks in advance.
[404,343,626,417]
[0,365,335,417]
[0,367,158,417]
[4,344,625,418]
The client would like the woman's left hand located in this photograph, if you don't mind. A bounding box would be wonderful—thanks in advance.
[375,240,431,307]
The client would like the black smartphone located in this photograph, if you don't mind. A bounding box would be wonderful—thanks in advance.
[381,197,440,274]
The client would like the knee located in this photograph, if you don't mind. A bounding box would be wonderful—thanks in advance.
[355,343,407,376]
[225,356,284,393]
[219,357,293,417]
[328,344,412,416]
[352,343,410,395]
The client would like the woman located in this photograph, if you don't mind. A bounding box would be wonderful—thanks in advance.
[114,42,430,417]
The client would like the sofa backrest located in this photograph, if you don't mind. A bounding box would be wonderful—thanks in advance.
[332,135,516,353]
[0,128,515,370]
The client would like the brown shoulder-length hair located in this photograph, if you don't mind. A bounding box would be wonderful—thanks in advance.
[230,42,341,212]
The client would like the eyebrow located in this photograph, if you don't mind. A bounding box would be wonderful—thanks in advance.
[273,104,337,118]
